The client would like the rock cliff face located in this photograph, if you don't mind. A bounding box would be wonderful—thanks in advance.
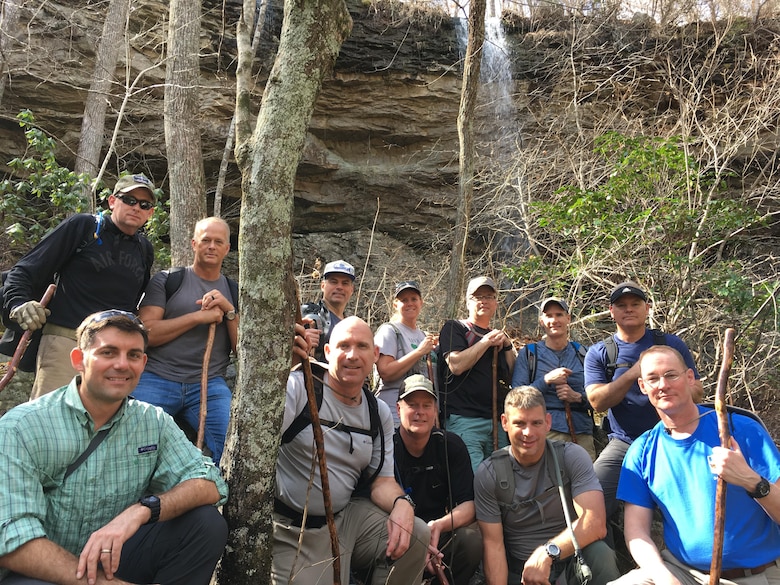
[2,0,778,317]
[0,0,466,254]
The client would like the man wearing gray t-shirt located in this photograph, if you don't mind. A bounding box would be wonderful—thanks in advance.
[474,387,618,585]
[132,217,238,465]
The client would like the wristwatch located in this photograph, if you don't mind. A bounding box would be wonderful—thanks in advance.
[748,476,771,499]
[544,541,561,561]
[393,493,416,510]
[138,494,161,524]
[224,309,236,321]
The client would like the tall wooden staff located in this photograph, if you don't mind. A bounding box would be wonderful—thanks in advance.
[296,296,341,585]
[564,402,578,443]
[0,284,57,393]
[492,346,499,450]
[196,322,216,451]
[709,328,735,585]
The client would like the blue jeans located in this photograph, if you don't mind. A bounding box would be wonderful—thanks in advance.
[446,414,508,472]
[132,371,231,465]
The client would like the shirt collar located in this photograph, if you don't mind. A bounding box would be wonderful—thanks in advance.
[63,375,129,431]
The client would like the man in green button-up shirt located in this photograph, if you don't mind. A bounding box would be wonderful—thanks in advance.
[0,310,228,585]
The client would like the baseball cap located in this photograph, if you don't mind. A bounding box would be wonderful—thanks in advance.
[610,282,648,304]
[322,260,355,281]
[540,297,570,315]
[395,280,421,297]
[113,173,157,202]
[398,374,436,402]
[466,276,497,298]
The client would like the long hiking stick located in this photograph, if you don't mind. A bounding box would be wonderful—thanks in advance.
[295,297,340,585]
[709,328,735,585]
[492,346,499,450]
[196,322,216,451]
[0,284,57,393]
[564,402,578,443]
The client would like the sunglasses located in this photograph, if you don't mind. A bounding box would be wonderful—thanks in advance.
[85,309,145,328]
[115,194,154,211]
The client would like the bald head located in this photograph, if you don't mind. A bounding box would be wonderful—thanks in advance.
[324,316,379,392]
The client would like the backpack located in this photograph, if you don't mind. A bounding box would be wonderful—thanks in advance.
[490,439,568,512]
[0,213,106,372]
[526,341,587,382]
[163,266,239,307]
[281,362,385,494]
[603,328,666,380]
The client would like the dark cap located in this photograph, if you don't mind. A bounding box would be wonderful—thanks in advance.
[610,282,648,304]
[395,280,421,297]
[113,173,156,202]
[467,276,497,298]
[398,374,437,402]
[540,297,570,315]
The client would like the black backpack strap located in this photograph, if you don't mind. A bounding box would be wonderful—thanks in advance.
[164,266,187,301]
[604,335,618,381]
[64,427,111,481]
[526,343,537,383]
[226,277,239,309]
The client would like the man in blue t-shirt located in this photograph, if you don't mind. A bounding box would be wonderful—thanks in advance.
[611,345,780,585]
[584,282,702,518]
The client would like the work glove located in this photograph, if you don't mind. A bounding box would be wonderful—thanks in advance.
[10,301,50,331]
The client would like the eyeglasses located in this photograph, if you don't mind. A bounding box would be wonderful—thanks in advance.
[115,194,154,210]
[85,309,144,328]
[471,295,497,302]
[642,371,682,388]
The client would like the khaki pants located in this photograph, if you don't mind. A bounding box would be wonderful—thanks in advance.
[271,497,429,585]
[547,430,597,461]
[30,325,77,399]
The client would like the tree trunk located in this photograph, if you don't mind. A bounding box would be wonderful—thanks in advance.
[445,0,486,318]
[75,0,130,208]
[165,0,206,266]
[0,0,21,107]
[218,1,352,583]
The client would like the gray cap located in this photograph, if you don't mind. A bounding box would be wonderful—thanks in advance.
[398,374,436,402]
[467,276,497,298]
[540,297,570,315]
[610,282,648,304]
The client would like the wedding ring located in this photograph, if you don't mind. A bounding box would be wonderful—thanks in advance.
[101,549,112,554]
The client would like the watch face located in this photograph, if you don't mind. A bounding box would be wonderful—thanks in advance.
[758,479,771,497]
[546,542,561,558]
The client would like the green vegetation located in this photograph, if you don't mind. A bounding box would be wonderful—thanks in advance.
[504,132,779,400]
[0,110,169,266]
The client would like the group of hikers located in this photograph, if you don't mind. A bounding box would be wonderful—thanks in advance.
[0,173,778,585]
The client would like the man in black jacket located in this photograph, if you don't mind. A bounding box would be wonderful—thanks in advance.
[2,173,155,398]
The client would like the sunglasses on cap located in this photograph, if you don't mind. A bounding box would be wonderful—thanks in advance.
[115,194,154,211]
[85,309,144,328]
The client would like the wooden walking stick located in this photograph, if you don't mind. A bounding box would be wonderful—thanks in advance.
[427,351,442,427]
[564,402,578,443]
[709,328,735,585]
[296,297,341,585]
[0,283,57,393]
[196,322,216,451]
[492,346,499,450]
